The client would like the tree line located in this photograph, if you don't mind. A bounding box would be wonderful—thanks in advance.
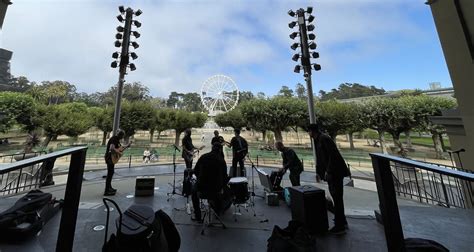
[215,94,456,158]
[0,91,207,149]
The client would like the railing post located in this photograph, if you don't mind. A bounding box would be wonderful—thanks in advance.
[129,155,132,169]
[371,155,406,252]
[439,175,450,208]
[15,168,23,193]
[56,149,87,252]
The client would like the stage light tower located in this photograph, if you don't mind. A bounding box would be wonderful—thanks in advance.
[111,6,142,135]
[288,6,321,173]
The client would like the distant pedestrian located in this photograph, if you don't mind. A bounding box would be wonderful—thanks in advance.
[308,124,350,235]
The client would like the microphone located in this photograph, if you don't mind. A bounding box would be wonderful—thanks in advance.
[173,145,181,152]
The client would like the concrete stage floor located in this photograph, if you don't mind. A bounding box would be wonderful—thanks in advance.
[0,164,473,251]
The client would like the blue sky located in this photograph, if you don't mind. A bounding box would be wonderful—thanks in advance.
[1,0,451,98]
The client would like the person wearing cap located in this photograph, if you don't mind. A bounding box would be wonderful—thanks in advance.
[308,123,350,235]
[229,128,248,177]
[103,130,126,196]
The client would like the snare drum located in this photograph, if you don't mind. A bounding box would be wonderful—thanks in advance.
[228,177,249,203]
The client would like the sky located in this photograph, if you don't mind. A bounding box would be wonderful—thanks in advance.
[1,0,452,98]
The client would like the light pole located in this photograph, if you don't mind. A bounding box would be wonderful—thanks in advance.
[111,6,141,136]
[289,7,321,172]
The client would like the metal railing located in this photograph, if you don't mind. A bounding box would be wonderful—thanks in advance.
[0,150,47,163]
[388,157,473,208]
[370,153,474,251]
[0,146,88,252]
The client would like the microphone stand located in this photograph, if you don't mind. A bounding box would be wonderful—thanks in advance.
[247,155,264,201]
[167,145,182,201]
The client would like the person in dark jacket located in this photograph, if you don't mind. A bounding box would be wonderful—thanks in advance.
[182,129,198,169]
[229,129,248,177]
[308,124,350,235]
[104,130,126,196]
[191,143,229,221]
[275,142,303,186]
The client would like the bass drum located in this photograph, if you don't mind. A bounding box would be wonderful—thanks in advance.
[228,177,249,204]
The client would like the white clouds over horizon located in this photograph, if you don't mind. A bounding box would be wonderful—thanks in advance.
[1,0,444,97]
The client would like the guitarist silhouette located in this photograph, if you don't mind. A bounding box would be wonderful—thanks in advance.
[181,128,204,196]
[104,129,126,196]
[230,128,248,177]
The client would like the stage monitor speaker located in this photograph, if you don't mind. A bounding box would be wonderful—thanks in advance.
[289,185,328,234]
[135,176,155,196]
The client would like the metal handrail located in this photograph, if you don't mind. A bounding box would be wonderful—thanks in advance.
[0,146,88,252]
[370,153,474,181]
[370,153,474,252]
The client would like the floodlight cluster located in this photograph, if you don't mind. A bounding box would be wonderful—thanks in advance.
[288,7,321,75]
[111,6,142,72]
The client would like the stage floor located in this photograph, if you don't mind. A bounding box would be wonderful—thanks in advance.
[0,164,472,251]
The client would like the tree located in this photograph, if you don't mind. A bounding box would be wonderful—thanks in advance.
[182,93,203,112]
[147,108,173,143]
[342,103,366,150]
[214,109,247,130]
[102,82,151,105]
[119,101,155,143]
[154,109,172,140]
[167,110,207,145]
[383,97,419,157]
[0,92,38,133]
[295,83,307,99]
[315,100,366,148]
[39,103,93,147]
[74,92,103,107]
[2,76,32,92]
[413,95,457,159]
[89,107,113,145]
[238,91,255,104]
[41,80,77,105]
[360,98,396,154]
[240,97,307,142]
[26,84,48,104]
[278,86,294,98]
[166,91,183,108]
[319,83,385,101]
[256,92,266,99]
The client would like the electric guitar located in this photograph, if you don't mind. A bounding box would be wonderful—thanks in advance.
[111,142,132,164]
[183,145,205,162]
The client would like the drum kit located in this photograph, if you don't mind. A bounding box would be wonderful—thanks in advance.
[226,154,266,221]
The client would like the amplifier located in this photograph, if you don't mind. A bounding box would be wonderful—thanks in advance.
[135,176,155,197]
[289,185,328,234]
[265,192,279,206]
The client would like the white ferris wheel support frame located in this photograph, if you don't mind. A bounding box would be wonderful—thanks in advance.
[200,74,239,116]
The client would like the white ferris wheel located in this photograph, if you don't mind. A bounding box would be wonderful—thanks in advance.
[200,74,239,116]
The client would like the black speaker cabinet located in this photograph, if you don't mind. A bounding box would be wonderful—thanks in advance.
[135,176,155,196]
[289,185,328,233]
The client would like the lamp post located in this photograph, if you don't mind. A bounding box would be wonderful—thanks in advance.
[289,7,321,173]
[111,6,141,136]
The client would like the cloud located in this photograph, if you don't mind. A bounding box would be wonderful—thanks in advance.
[2,0,431,97]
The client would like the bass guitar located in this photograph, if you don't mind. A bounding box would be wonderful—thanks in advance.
[182,145,205,162]
[111,142,132,164]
